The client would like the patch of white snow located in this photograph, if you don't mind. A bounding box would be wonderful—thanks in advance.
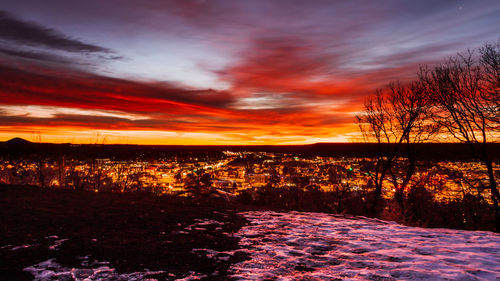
[229,211,500,281]
[23,259,166,281]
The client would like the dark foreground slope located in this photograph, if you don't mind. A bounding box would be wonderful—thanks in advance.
[0,185,249,280]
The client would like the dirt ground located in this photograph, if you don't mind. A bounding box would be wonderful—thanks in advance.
[0,184,250,280]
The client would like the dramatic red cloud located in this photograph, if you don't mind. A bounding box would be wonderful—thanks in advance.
[0,58,359,144]
[0,34,455,145]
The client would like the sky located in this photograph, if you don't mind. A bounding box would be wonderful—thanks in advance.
[0,0,499,145]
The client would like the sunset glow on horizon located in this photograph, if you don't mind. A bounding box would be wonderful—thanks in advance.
[1,0,499,145]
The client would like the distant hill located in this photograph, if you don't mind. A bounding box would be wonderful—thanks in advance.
[5,137,32,145]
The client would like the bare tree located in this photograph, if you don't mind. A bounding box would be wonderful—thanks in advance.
[419,44,500,230]
[356,81,432,214]
[479,41,500,124]
[387,82,437,210]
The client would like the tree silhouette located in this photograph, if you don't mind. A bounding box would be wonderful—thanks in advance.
[356,82,433,214]
[479,41,500,124]
[419,42,500,230]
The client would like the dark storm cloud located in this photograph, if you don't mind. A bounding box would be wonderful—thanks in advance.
[0,114,188,130]
[0,10,112,53]
[0,47,75,64]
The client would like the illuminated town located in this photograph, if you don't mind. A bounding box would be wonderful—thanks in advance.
[1,150,495,203]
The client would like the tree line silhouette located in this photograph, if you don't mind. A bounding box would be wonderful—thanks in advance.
[356,41,499,230]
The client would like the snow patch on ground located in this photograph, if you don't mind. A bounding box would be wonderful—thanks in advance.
[192,248,234,261]
[184,218,226,231]
[4,235,68,251]
[8,244,32,251]
[48,238,69,250]
[23,259,167,281]
[20,235,211,281]
[228,211,500,280]
[174,271,207,281]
